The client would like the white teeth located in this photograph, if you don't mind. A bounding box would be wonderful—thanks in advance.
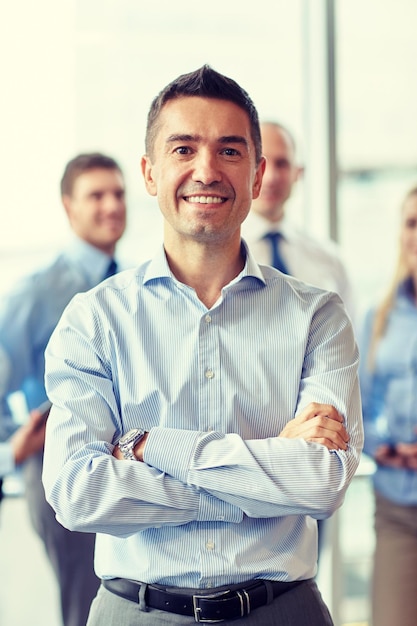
[187,196,223,204]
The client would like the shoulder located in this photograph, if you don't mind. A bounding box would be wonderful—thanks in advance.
[260,264,344,313]
[286,227,343,262]
[65,263,148,313]
[2,253,69,301]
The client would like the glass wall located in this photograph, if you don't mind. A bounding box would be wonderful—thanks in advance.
[336,0,417,318]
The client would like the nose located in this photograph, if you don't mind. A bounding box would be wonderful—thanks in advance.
[103,191,125,213]
[192,150,222,185]
[262,163,281,186]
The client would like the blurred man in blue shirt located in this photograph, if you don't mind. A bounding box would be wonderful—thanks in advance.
[0,152,127,626]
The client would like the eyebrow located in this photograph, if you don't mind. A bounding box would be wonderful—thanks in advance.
[166,134,198,144]
[166,134,249,149]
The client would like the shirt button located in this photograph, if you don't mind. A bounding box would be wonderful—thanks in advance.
[206,540,215,550]
[205,314,212,323]
[205,369,215,379]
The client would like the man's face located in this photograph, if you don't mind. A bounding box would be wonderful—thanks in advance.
[141,96,265,247]
[63,168,126,255]
[251,124,300,223]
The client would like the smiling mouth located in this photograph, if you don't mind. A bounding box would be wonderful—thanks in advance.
[184,195,226,204]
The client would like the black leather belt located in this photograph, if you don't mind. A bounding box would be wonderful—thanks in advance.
[102,577,304,622]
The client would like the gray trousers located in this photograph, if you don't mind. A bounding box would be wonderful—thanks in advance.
[87,579,333,625]
[372,491,417,626]
[23,451,100,626]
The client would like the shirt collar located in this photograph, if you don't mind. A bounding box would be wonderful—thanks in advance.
[242,211,297,242]
[143,241,266,287]
[65,237,115,286]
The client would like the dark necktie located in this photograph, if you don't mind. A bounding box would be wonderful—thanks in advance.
[263,232,289,274]
[104,259,118,279]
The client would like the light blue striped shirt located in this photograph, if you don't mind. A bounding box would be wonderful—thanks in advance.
[43,242,363,588]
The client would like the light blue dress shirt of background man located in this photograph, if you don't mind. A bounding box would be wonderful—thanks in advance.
[0,237,120,433]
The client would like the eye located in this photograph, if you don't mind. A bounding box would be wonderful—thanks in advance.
[221,148,240,157]
[274,159,290,170]
[174,146,192,155]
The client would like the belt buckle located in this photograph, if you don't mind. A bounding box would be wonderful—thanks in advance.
[192,590,229,623]
[192,588,250,623]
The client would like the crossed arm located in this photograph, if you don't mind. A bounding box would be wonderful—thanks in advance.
[113,402,349,462]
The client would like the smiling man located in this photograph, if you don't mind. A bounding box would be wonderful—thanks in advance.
[43,66,363,626]
[242,121,354,317]
[0,152,127,626]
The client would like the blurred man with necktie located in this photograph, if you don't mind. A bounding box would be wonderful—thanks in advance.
[242,121,354,316]
[0,152,127,626]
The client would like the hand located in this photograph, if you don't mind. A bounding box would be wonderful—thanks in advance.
[10,408,48,465]
[393,442,417,470]
[279,402,349,451]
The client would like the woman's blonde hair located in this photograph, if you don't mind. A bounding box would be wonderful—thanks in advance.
[368,185,417,368]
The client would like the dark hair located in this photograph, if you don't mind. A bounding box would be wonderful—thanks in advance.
[145,65,262,164]
[60,153,123,196]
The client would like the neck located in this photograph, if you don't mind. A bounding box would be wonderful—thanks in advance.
[164,235,245,309]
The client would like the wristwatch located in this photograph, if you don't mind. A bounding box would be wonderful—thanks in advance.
[118,428,146,461]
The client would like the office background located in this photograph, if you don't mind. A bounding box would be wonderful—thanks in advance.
[1,1,417,625]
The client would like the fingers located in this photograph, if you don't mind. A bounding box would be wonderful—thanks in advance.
[395,442,417,457]
[279,412,349,450]
[307,436,345,451]
[112,444,124,460]
[299,423,349,451]
[375,445,405,468]
[295,402,344,424]
[394,443,417,470]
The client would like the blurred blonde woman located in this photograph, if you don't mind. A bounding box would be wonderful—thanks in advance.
[359,185,417,626]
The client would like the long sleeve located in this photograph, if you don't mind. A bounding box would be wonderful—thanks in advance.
[42,293,242,536]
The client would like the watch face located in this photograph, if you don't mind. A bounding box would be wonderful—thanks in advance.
[119,428,145,461]
[120,429,139,444]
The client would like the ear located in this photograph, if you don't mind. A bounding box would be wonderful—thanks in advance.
[61,195,72,217]
[252,157,266,200]
[295,165,304,182]
[141,155,158,197]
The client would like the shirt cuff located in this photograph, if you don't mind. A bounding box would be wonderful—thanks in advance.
[144,428,243,524]
[144,427,199,484]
